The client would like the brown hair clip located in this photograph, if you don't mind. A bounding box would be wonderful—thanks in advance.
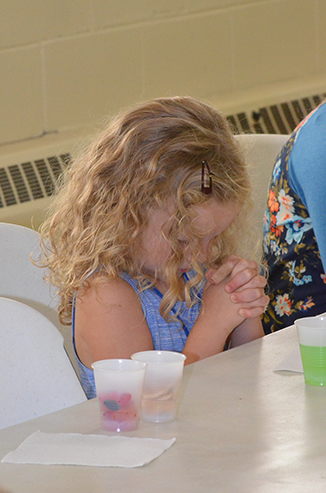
[201,160,212,194]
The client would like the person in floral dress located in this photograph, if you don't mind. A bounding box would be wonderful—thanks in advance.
[262,101,326,333]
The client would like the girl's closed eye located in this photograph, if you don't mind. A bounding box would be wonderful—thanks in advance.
[177,238,189,247]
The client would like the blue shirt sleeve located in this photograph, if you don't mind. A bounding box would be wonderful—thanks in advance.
[289,102,326,273]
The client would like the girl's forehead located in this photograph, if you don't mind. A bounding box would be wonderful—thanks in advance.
[191,200,239,236]
[149,199,239,237]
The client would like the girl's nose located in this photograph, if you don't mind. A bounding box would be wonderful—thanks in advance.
[183,247,192,263]
[198,242,209,263]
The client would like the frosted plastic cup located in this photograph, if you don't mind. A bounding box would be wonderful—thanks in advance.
[131,350,186,423]
[91,359,147,432]
[295,316,326,386]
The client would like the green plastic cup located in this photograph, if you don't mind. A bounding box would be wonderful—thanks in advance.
[295,316,326,386]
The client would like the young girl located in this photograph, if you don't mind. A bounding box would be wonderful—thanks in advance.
[41,96,268,398]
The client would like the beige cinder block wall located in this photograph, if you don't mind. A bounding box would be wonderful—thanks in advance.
[1,0,326,146]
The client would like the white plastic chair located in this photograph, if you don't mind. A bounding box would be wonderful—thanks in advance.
[0,297,86,430]
[0,222,57,321]
[235,133,289,254]
[0,222,75,369]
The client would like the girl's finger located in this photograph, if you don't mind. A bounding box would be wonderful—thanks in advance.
[227,274,267,295]
[206,256,245,285]
[231,287,269,304]
[236,292,270,317]
[225,268,263,293]
[239,305,268,318]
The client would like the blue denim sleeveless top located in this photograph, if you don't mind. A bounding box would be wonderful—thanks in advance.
[72,272,204,398]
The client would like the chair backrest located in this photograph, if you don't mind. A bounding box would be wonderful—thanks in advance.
[0,222,56,321]
[0,297,86,429]
[235,133,289,254]
[0,222,76,369]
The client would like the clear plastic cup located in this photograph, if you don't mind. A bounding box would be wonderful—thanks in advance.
[131,350,186,423]
[91,359,147,432]
[295,316,326,386]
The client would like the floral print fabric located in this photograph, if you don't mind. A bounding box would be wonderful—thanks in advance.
[262,114,326,333]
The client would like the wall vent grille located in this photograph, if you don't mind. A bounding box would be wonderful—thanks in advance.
[0,153,70,209]
[0,91,325,218]
[227,92,326,135]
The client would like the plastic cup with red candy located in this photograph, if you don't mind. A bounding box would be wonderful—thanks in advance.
[92,359,147,432]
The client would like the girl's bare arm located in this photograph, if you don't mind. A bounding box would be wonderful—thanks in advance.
[75,277,153,368]
[183,256,268,363]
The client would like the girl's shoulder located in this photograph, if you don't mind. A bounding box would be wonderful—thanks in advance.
[80,272,141,308]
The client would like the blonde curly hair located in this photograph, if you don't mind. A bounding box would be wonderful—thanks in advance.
[40,96,251,325]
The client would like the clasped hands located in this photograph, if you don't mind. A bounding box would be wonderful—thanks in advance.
[205,255,269,319]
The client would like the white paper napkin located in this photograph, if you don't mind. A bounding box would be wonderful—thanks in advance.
[1,431,176,468]
[273,344,303,373]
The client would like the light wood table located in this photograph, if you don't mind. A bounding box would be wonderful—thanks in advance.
[1,326,326,493]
